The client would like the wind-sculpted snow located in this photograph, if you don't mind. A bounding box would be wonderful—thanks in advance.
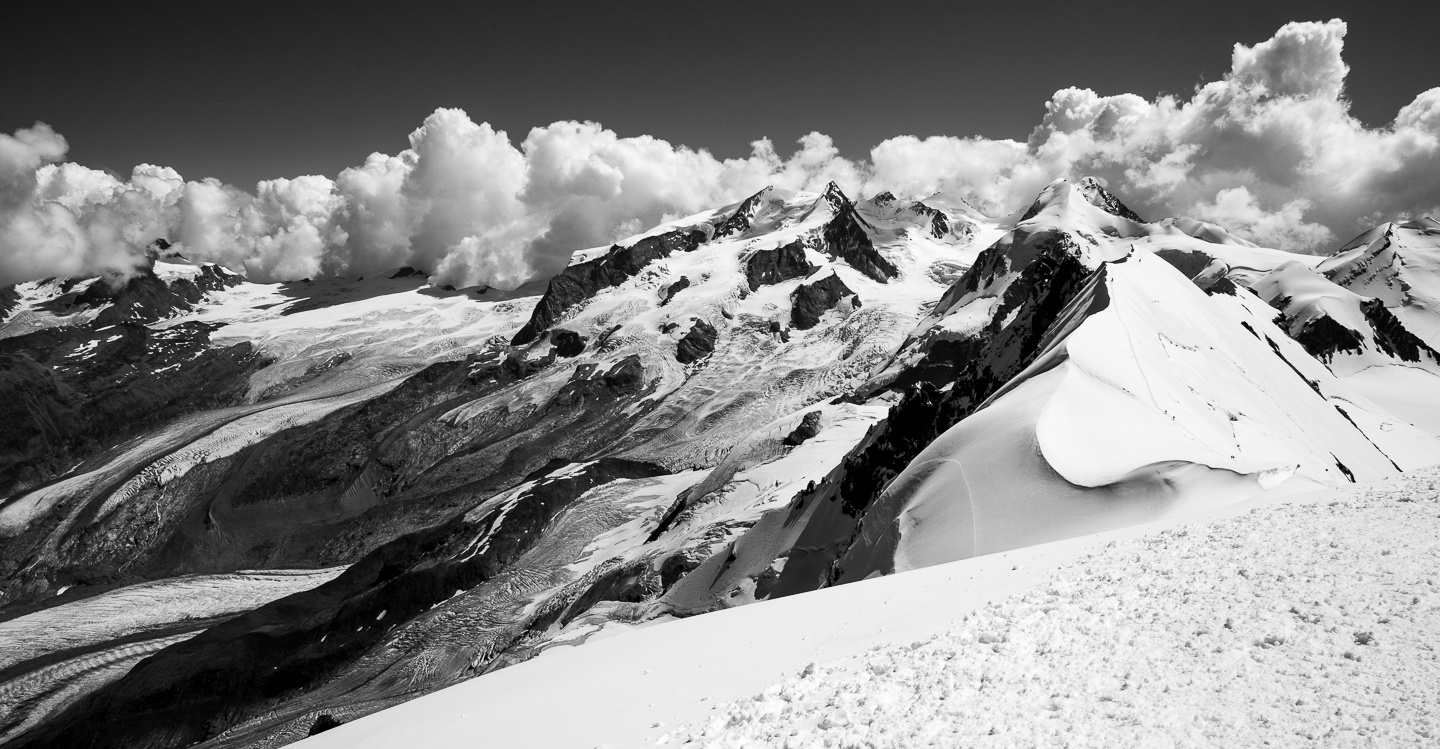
[667,469,1440,748]
[1040,252,1434,486]
[4,177,1440,749]
[765,180,1440,592]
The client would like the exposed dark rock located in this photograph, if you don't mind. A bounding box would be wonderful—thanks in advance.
[1203,276,1240,296]
[1362,298,1440,363]
[0,283,19,320]
[0,321,267,500]
[912,201,950,238]
[70,265,244,326]
[869,191,896,206]
[1153,248,1218,280]
[1335,458,1355,482]
[513,228,707,344]
[783,411,822,446]
[790,274,859,330]
[767,319,790,343]
[1078,177,1146,223]
[713,187,770,239]
[19,459,670,749]
[769,234,1106,597]
[390,267,424,279]
[659,276,690,306]
[660,552,702,592]
[549,329,586,357]
[884,229,1098,393]
[745,239,817,291]
[819,182,897,283]
[1287,311,1366,363]
[675,319,718,364]
[308,715,345,736]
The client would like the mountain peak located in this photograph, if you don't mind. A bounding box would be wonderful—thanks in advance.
[1077,176,1146,223]
[819,181,851,212]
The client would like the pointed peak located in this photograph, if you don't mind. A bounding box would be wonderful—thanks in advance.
[819,181,851,211]
[713,186,774,239]
[1077,177,1145,223]
[1017,179,1075,223]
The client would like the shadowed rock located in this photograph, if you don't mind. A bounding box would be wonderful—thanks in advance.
[1362,299,1440,363]
[550,329,586,357]
[745,240,817,291]
[713,187,771,239]
[675,319,717,364]
[1078,177,1146,223]
[16,459,669,749]
[911,201,950,239]
[790,274,859,330]
[819,182,897,283]
[783,411,822,446]
[513,228,706,345]
[659,276,690,306]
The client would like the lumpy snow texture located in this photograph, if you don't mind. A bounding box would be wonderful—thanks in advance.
[667,469,1440,748]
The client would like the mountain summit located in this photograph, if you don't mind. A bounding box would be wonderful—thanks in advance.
[3,179,1438,749]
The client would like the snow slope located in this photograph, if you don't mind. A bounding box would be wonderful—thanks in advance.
[294,467,1440,749]
[796,180,1440,583]
[672,467,1440,748]
[8,179,1440,749]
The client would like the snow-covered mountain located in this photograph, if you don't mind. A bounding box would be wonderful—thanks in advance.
[1,178,1437,749]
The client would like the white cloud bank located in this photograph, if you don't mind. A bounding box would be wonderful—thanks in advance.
[2,19,1437,288]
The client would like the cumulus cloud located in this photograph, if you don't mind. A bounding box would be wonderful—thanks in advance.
[1191,187,1334,249]
[860,18,1440,250]
[1,18,1437,287]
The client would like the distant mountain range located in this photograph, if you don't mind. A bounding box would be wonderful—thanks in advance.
[2,178,1438,749]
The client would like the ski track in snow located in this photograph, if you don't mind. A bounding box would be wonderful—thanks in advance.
[666,468,1440,748]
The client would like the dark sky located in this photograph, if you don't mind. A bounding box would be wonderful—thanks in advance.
[6,0,1437,190]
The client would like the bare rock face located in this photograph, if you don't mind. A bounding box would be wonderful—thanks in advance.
[770,234,1107,598]
[1272,301,1366,363]
[549,329,586,357]
[23,458,670,749]
[819,182,897,283]
[659,276,690,306]
[789,273,859,330]
[675,319,718,364]
[745,240,817,291]
[0,321,267,498]
[713,187,771,239]
[0,283,22,320]
[1078,177,1146,223]
[77,265,244,326]
[1362,298,1440,363]
[513,228,707,345]
[911,201,951,238]
[783,411,822,446]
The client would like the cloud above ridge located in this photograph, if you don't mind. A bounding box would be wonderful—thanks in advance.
[1,18,1437,288]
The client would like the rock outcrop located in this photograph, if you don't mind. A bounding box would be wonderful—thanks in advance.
[789,273,859,330]
[675,319,717,364]
[745,240,817,291]
[513,228,707,344]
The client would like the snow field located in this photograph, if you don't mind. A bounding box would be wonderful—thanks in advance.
[667,467,1440,748]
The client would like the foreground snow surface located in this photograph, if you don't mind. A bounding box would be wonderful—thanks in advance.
[672,471,1440,748]
[296,467,1439,749]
